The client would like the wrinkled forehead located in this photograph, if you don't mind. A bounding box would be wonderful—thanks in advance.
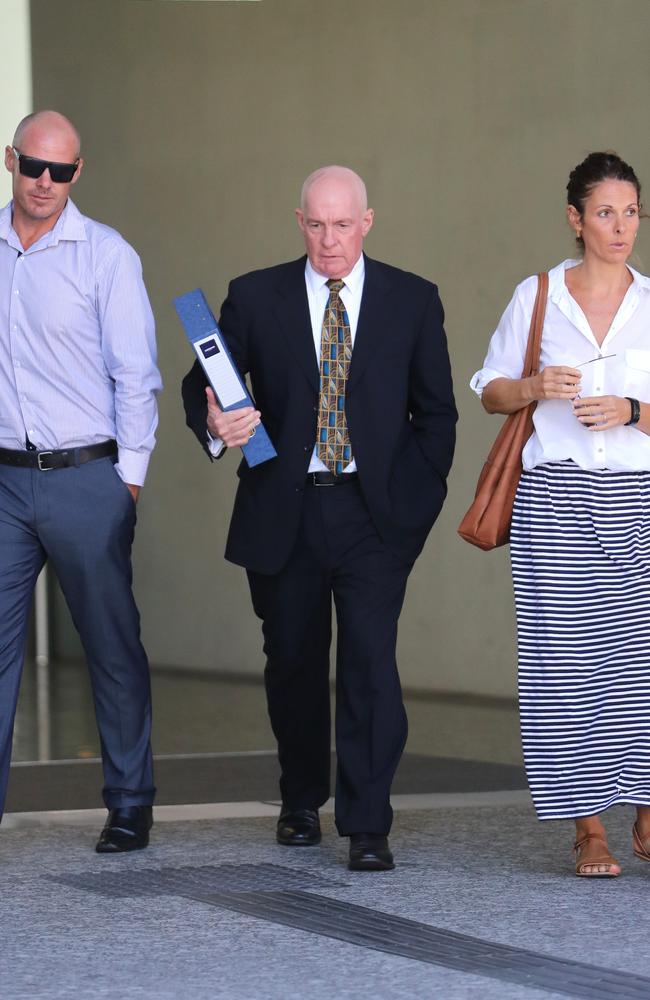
[302,179,366,220]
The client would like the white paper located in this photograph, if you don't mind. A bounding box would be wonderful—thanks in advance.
[193,330,247,408]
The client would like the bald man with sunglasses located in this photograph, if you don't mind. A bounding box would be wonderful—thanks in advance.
[0,111,161,851]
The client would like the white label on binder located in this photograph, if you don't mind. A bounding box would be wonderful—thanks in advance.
[193,330,247,408]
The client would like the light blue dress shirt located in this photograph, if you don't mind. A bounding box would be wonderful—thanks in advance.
[0,198,162,485]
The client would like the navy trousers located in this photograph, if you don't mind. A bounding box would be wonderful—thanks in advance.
[0,457,154,819]
[247,478,412,837]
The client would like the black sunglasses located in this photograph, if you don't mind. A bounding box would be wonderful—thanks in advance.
[12,147,79,184]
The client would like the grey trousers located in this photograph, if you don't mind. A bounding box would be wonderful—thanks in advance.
[0,456,155,819]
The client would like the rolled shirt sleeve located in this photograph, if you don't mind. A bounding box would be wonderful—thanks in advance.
[470,277,536,397]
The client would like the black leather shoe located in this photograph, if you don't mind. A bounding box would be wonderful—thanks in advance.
[95,806,153,853]
[348,833,395,871]
[276,808,321,846]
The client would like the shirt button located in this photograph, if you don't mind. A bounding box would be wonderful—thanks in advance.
[15,361,20,368]
[14,289,19,295]
[595,386,601,391]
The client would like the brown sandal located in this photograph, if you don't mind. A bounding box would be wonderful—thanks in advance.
[574,833,620,877]
[632,823,650,862]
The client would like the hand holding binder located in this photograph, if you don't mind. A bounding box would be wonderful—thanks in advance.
[205,386,260,448]
[174,288,277,468]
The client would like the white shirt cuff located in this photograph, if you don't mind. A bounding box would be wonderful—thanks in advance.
[207,431,226,458]
[115,448,150,486]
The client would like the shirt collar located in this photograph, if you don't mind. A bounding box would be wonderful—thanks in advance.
[625,262,650,290]
[549,257,650,302]
[547,259,579,304]
[40,198,88,248]
[0,198,87,252]
[305,253,365,296]
[0,201,17,248]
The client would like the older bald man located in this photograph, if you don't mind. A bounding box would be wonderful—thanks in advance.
[0,111,161,850]
[183,166,456,870]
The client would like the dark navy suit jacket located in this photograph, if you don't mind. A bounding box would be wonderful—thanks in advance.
[182,254,457,574]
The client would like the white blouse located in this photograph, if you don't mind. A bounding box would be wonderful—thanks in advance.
[471,259,650,472]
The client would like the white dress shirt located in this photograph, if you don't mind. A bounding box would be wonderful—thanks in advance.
[209,254,366,468]
[0,199,161,485]
[471,259,650,471]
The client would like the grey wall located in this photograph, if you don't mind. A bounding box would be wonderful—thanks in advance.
[29,0,650,696]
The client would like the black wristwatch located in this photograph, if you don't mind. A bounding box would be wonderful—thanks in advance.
[625,397,641,426]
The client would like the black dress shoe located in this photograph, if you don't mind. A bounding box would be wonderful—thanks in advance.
[276,808,321,846]
[95,806,153,853]
[348,833,395,871]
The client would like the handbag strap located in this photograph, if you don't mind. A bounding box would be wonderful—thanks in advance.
[521,272,549,379]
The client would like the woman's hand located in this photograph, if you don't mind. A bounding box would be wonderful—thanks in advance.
[531,366,582,401]
[482,365,582,414]
[573,395,632,431]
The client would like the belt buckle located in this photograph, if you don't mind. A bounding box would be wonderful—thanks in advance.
[37,451,54,471]
[313,473,334,487]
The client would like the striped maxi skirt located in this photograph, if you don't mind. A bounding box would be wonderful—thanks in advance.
[511,461,650,820]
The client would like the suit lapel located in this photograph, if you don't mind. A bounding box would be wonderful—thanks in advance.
[273,257,320,392]
[347,255,392,393]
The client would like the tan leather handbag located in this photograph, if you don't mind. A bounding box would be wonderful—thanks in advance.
[458,272,549,550]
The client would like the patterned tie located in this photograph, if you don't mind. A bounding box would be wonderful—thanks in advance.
[317,279,353,474]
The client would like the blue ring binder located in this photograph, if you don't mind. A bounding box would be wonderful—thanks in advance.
[174,288,277,468]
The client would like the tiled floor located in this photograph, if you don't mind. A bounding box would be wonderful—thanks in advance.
[6,659,649,1000]
[3,802,650,1000]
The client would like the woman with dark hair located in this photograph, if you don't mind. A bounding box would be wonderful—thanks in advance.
[471,152,650,877]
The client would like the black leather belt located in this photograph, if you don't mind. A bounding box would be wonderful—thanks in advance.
[306,471,359,487]
[0,440,117,471]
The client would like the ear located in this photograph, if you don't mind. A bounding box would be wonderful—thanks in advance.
[4,145,14,174]
[70,157,84,186]
[361,208,374,237]
[566,204,581,237]
[295,208,305,233]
